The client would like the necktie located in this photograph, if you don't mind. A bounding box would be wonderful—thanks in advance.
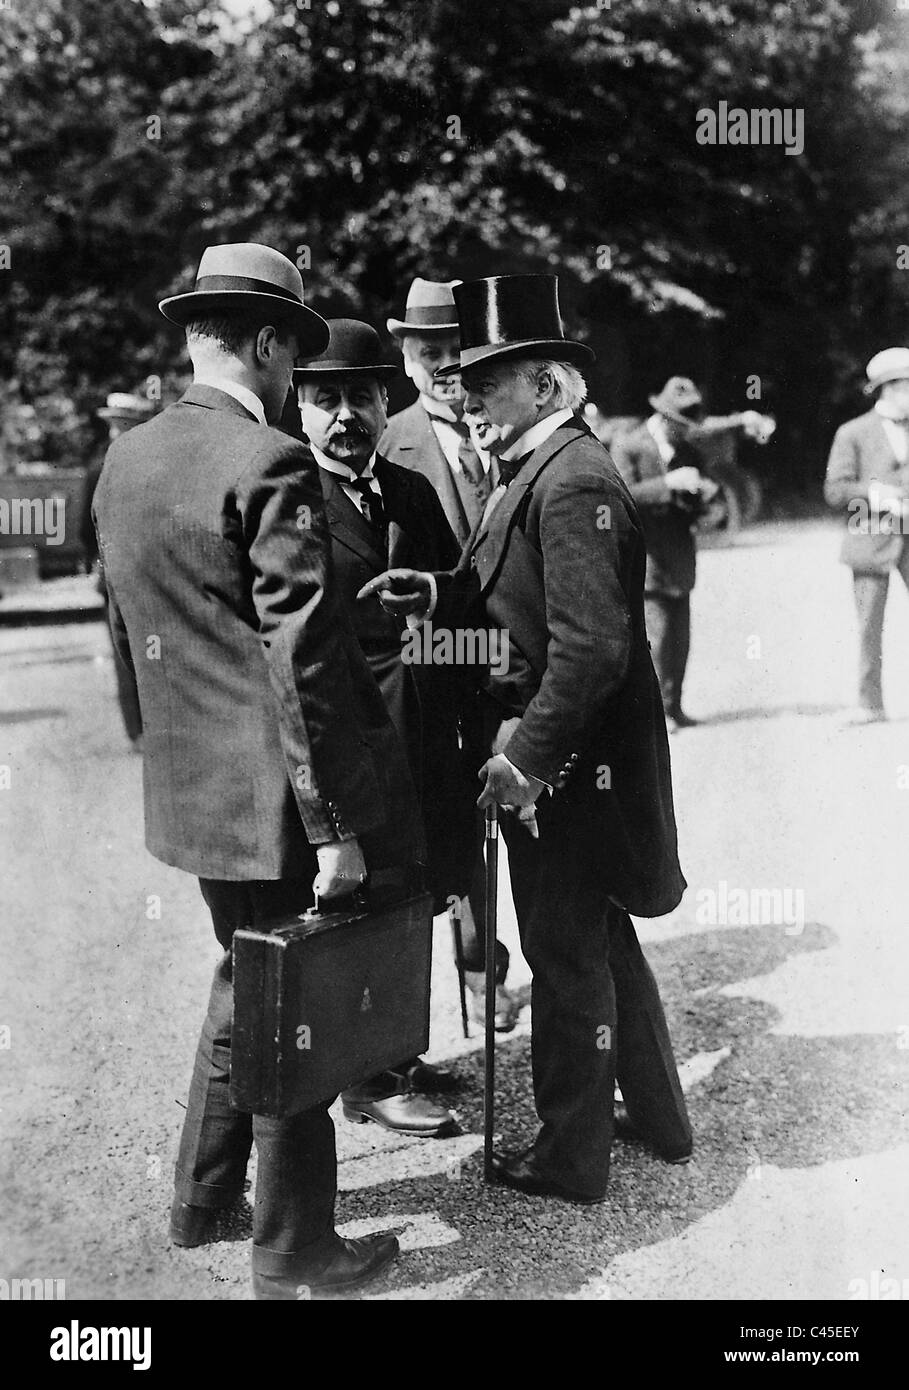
[447,418,485,485]
[350,477,385,535]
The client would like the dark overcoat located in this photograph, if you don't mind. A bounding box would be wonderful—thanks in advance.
[435,416,686,918]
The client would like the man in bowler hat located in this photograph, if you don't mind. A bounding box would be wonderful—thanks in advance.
[93,244,423,1298]
[824,347,909,724]
[293,318,475,1136]
[361,274,692,1202]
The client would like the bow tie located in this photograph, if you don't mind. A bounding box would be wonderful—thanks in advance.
[498,450,534,487]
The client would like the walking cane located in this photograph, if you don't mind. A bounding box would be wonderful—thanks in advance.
[483,802,498,1181]
[449,907,471,1040]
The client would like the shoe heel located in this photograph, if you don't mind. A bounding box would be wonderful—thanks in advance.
[341,1103,370,1124]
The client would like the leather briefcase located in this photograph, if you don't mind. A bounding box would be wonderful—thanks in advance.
[230,886,434,1117]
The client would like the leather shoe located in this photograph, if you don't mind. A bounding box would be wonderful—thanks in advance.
[613,1104,692,1164]
[253,1232,399,1300]
[490,1149,606,1204]
[342,1091,459,1137]
[395,1058,460,1094]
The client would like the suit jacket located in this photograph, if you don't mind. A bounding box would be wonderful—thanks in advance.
[92,385,423,881]
[380,400,492,547]
[610,423,699,594]
[823,409,908,572]
[318,456,476,905]
[434,416,686,918]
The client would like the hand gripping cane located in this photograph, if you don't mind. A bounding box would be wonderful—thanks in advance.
[483,802,498,1181]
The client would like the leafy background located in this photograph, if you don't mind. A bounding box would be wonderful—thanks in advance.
[1,0,907,495]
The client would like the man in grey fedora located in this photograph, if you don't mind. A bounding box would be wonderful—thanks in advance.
[382,276,520,1031]
[93,243,423,1299]
[824,347,909,724]
[361,273,692,1204]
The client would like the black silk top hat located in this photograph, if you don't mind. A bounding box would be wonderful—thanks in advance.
[648,377,705,425]
[386,278,461,335]
[292,319,398,383]
[159,243,330,356]
[436,274,595,376]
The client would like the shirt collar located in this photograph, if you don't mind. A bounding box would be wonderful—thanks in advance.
[311,444,377,483]
[192,374,266,425]
[420,395,460,424]
[499,406,574,463]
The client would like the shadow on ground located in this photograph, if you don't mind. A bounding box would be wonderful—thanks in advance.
[329,921,909,1299]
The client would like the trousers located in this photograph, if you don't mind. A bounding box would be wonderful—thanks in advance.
[501,789,691,1195]
[851,544,909,710]
[174,876,337,1275]
[644,592,691,716]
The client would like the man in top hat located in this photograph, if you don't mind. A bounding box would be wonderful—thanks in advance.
[293,317,477,1136]
[612,377,719,732]
[824,347,909,724]
[93,244,423,1299]
[382,277,520,1030]
[360,273,692,1203]
[80,392,155,748]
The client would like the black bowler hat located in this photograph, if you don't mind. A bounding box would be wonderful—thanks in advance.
[436,274,594,376]
[293,318,398,383]
[159,242,329,356]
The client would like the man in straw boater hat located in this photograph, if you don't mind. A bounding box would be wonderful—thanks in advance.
[382,277,521,1032]
[293,317,475,1136]
[824,346,909,725]
[612,376,720,733]
[81,392,155,748]
[361,274,692,1203]
[93,244,424,1299]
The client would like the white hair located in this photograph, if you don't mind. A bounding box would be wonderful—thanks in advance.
[515,358,588,410]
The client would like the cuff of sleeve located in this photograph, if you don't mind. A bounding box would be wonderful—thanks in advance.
[406,572,437,628]
[503,753,552,795]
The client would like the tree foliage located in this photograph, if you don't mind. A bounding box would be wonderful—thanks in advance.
[1,0,907,485]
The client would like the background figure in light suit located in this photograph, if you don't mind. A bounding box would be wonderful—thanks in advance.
[824,347,909,724]
[611,378,720,733]
[93,245,423,1301]
[381,277,518,1029]
[293,317,475,1137]
[362,275,692,1203]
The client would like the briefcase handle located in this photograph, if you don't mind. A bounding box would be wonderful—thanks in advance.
[307,865,420,919]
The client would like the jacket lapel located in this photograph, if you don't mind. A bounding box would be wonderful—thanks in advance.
[319,471,387,569]
[400,405,470,537]
[471,421,589,592]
